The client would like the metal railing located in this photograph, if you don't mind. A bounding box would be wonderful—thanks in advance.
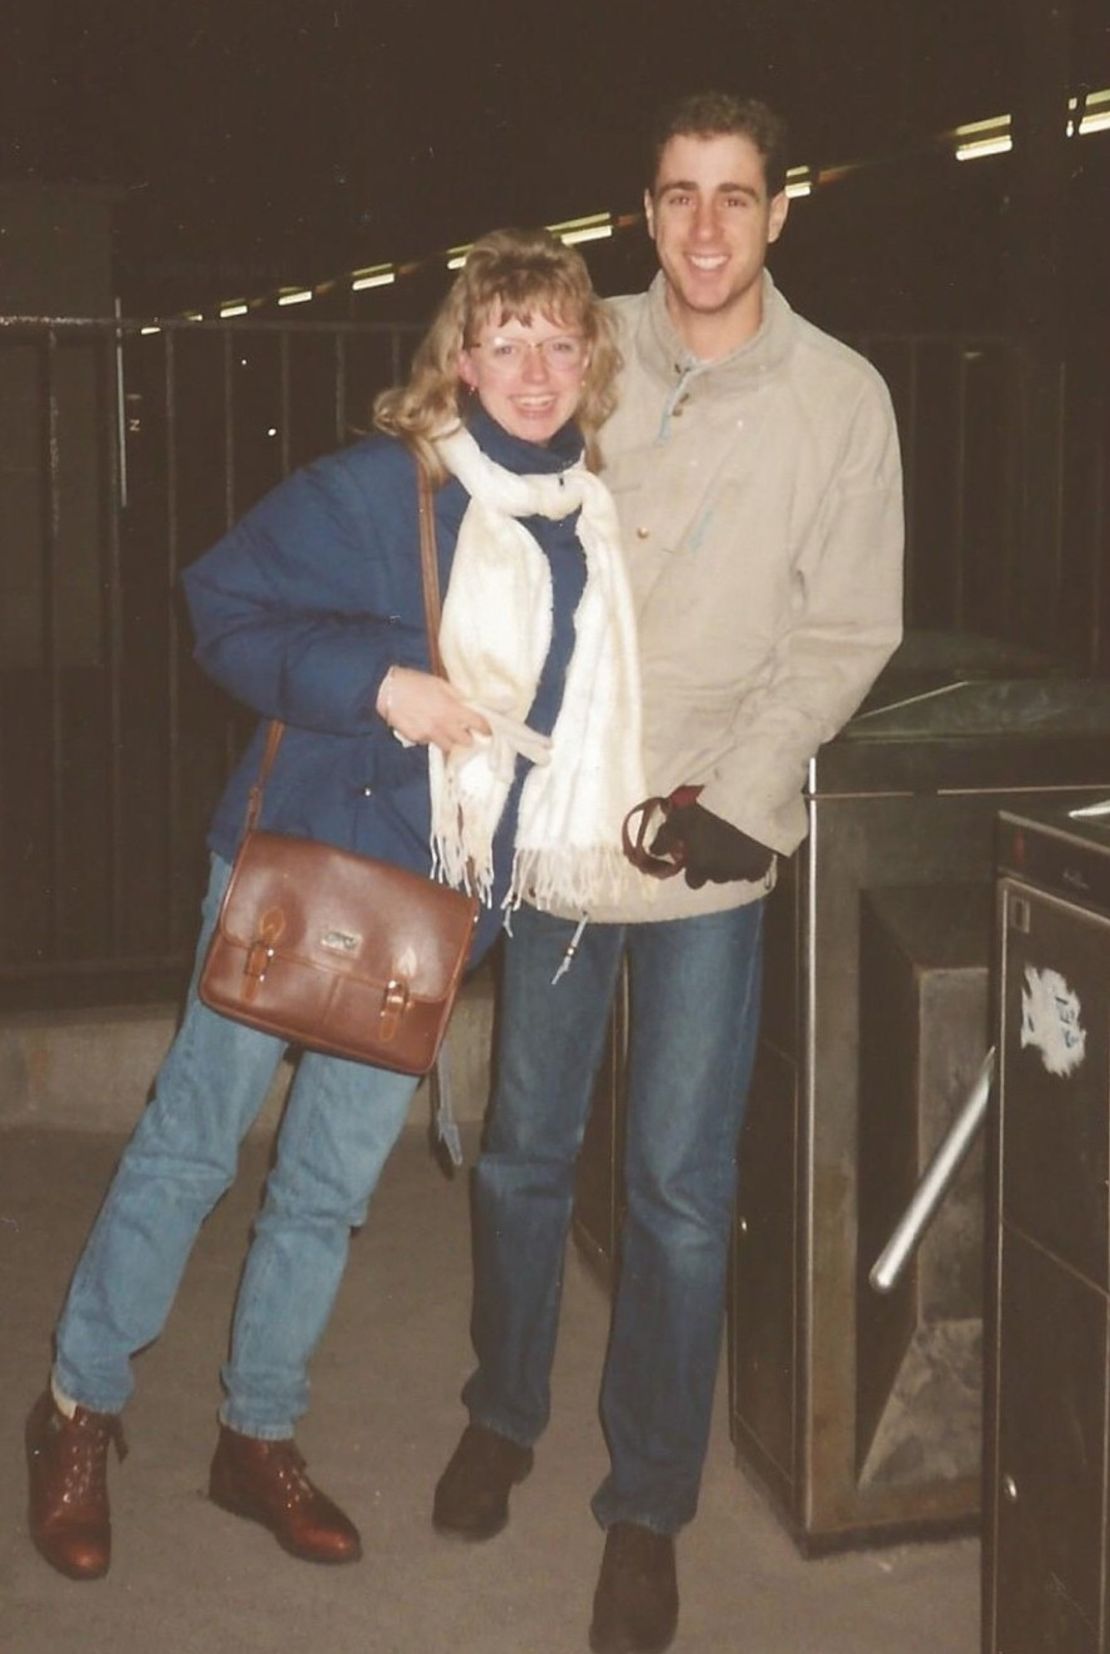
[0,315,420,998]
[0,316,1104,997]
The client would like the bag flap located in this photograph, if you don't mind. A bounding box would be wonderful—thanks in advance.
[218,832,476,1000]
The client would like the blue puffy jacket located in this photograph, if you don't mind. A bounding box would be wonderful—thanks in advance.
[181,409,587,964]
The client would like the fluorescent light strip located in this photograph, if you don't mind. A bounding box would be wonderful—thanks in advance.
[548,212,609,232]
[956,134,1013,161]
[351,266,395,291]
[558,224,612,245]
[1069,88,1110,135]
[544,212,613,246]
[954,112,1009,138]
[219,302,248,318]
[785,167,814,198]
[277,289,313,306]
[953,110,1011,162]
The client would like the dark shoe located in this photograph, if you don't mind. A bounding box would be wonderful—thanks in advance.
[432,1422,533,1540]
[25,1389,126,1581]
[589,1522,679,1654]
[208,1425,361,1564]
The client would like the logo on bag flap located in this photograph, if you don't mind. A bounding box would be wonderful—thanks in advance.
[320,928,361,954]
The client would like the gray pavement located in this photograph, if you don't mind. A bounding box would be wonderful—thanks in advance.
[1,1121,980,1653]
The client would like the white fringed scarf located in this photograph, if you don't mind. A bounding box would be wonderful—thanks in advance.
[428,423,646,913]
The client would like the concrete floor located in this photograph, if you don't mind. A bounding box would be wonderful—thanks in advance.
[0,1122,980,1654]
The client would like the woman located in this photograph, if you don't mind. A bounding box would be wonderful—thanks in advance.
[25,227,644,1581]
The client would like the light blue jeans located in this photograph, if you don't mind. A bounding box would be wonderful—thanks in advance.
[53,856,419,1439]
[463,898,763,1534]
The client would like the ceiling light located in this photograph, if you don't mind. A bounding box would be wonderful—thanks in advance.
[1069,88,1110,136]
[351,265,396,291]
[956,134,1013,160]
[547,213,612,246]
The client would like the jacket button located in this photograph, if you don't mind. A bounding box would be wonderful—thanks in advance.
[636,527,650,540]
[362,786,373,797]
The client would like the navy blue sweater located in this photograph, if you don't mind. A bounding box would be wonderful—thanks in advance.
[182,409,587,964]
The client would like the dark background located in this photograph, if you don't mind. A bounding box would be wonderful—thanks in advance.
[4,0,1107,328]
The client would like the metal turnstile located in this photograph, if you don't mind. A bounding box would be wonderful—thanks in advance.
[985,805,1110,1654]
[731,664,1110,1551]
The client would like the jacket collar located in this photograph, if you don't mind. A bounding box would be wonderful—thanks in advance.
[638,268,795,391]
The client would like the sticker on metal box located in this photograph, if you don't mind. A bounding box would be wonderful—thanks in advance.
[1020,964,1087,1077]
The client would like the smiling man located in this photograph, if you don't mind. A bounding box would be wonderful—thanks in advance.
[646,117,789,356]
[434,93,905,1654]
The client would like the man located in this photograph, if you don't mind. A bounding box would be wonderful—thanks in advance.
[434,91,904,1653]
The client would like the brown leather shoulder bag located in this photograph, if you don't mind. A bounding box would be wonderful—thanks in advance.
[197,461,478,1076]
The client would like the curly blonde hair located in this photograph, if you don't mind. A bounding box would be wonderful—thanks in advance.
[373,227,620,481]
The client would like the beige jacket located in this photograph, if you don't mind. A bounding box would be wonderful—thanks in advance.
[576,270,904,925]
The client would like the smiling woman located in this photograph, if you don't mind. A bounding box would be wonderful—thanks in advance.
[374,225,620,477]
[23,223,645,1590]
[458,316,590,444]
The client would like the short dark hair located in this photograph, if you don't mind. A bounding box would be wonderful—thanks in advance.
[648,91,789,198]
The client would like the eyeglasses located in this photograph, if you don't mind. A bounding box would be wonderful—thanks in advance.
[467,335,588,372]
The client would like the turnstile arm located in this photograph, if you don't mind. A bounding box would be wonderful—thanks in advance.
[869,1046,996,1294]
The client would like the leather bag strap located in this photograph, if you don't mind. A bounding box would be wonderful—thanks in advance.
[243,455,442,832]
[245,718,286,832]
[416,461,445,680]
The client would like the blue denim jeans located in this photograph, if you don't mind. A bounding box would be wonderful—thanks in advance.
[53,856,418,1438]
[464,898,763,1534]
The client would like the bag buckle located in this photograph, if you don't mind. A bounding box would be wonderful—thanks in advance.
[244,939,275,983]
[379,978,409,1042]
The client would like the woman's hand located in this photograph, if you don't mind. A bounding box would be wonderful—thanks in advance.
[377,667,490,755]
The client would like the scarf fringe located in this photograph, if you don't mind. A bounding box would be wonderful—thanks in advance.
[505,844,636,914]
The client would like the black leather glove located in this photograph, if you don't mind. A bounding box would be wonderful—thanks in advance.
[651,802,774,890]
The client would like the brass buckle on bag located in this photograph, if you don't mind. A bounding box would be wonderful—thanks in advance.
[244,939,275,983]
[379,978,409,1043]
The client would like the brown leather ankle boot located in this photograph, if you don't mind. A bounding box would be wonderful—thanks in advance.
[208,1424,362,1564]
[25,1389,127,1581]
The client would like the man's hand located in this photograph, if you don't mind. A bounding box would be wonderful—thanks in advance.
[651,803,774,889]
[377,667,490,755]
